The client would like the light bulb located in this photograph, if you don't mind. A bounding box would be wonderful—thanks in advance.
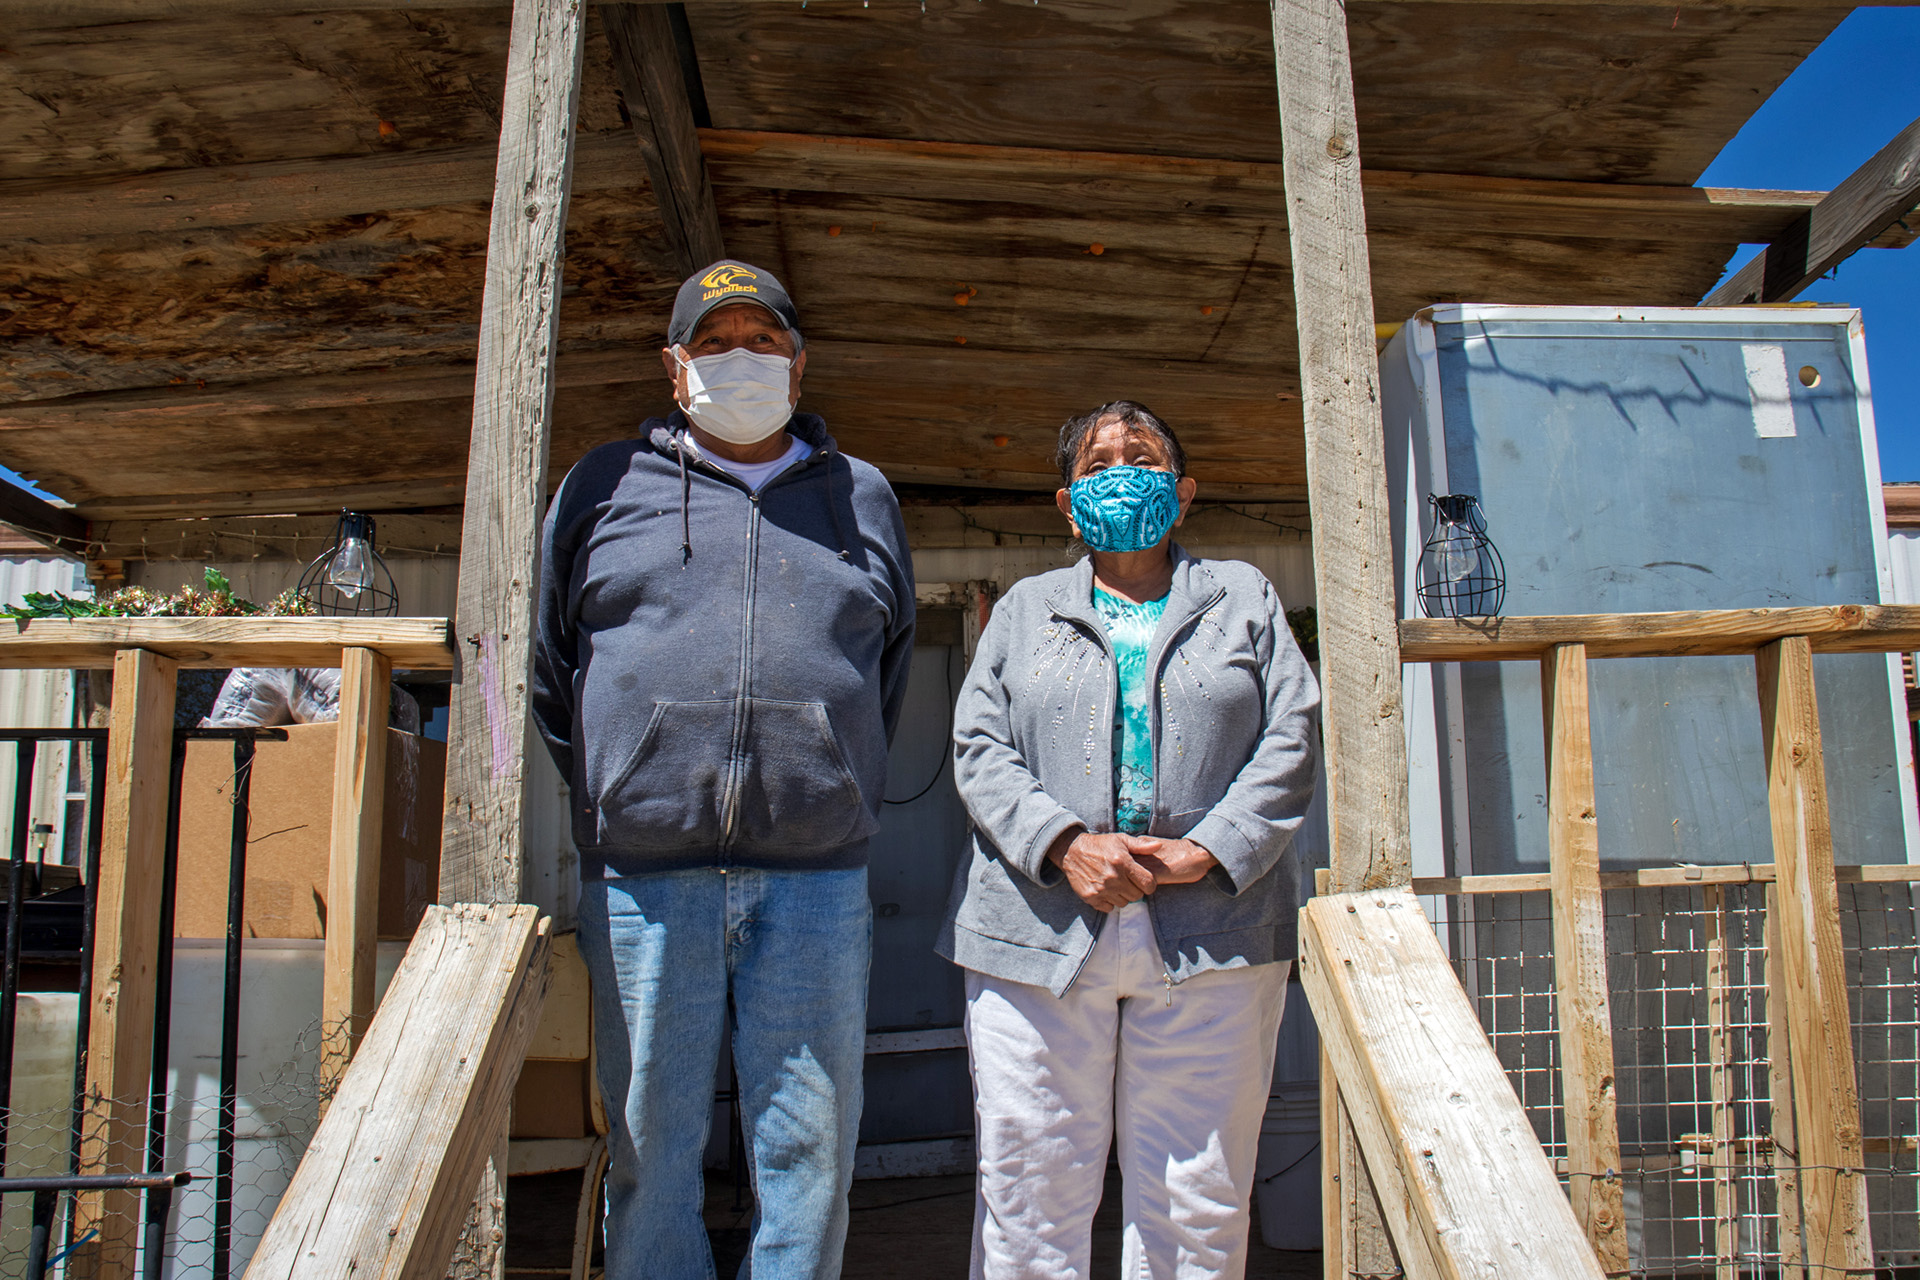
[327,535,374,599]
[1435,536,1476,586]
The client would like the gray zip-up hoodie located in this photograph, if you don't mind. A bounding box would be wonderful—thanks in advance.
[532,410,915,881]
[936,550,1318,995]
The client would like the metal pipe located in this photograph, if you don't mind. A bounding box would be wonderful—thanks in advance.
[1,1171,193,1193]
[0,737,39,1168]
[212,737,254,1280]
[140,1180,176,1280]
[0,729,108,742]
[145,739,187,1184]
[25,1186,56,1280]
[65,740,108,1253]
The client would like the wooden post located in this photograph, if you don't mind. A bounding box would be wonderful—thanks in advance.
[321,646,392,1099]
[1270,0,1410,895]
[1753,636,1873,1275]
[600,2,726,278]
[439,0,584,1272]
[440,0,585,908]
[1270,0,1409,1264]
[74,648,177,1279]
[1541,644,1626,1270]
[1702,884,1737,1280]
[1764,883,1807,1278]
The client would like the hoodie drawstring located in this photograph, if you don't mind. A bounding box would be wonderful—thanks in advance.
[823,444,851,562]
[676,432,694,565]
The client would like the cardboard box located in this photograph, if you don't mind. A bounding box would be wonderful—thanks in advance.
[173,723,445,940]
[512,1059,595,1139]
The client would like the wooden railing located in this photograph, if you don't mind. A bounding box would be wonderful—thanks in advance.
[1306,605,1920,1278]
[0,616,458,1279]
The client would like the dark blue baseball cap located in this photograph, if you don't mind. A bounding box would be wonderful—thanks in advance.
[667,260,801,348]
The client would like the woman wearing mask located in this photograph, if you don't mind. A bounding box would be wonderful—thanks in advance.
[937,401,1320,1280]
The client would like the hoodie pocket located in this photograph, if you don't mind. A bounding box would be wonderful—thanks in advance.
[593,699,733,850]
[734,698,870,853]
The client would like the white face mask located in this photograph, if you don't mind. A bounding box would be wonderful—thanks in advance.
[674,347,796,444]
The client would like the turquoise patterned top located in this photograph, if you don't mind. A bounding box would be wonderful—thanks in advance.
[1094,586,1168,834]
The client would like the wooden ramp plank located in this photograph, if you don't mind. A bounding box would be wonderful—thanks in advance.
[1298,890,1608,1280]
[244,904,550,1280]
[1540,644,1627,1271]
[1753,636,1874,1276]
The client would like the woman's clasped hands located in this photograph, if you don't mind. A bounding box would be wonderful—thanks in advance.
[1045,827,1218,912]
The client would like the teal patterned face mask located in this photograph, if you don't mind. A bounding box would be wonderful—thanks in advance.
[1068,465,1181,552]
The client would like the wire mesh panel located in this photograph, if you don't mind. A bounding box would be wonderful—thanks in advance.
[1430,878,1920,1279]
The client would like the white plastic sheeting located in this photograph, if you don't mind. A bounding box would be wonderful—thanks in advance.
[1888,531,1920,605]
[0,555,87,863]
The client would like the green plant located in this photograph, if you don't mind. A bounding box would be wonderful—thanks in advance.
[3,568,316,621]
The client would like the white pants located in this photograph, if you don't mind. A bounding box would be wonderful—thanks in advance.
[964,901,1289,1280]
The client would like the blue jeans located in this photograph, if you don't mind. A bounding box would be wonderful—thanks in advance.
[577,866,872,1280]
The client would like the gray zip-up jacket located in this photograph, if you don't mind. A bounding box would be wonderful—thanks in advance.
[936,550,1319,995]
[532,411,915,881]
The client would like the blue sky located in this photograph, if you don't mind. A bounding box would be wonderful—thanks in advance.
[1697,7,1920,481]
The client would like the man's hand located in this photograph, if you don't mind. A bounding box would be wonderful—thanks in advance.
[1047,828,1157,912]
[1124,837,1218,886]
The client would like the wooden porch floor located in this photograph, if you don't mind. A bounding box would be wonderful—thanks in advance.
[505,1169,1321,1278]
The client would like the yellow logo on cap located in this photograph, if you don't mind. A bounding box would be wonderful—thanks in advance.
[699,264,763,303]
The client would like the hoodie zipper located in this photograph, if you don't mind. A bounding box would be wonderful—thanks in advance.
[718,490,762,859]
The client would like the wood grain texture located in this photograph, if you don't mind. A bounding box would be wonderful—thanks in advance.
[321,647,393,1100]
[1407,863,1920,896]
[1705,115,1920,305]
[0,617,456,670]
[1752,636,1873,1276]
[1401,605,1920,662]
[1273,0,1408,892]
[1702,884,1737,1280]
[438,0,584,906]
[1298,890,1607,1279]
[1540,644,1625,1271]
[600,3,725,276]
[242,904,550,1280]
[74,648,178,1280]
[1764,883,1807,1278]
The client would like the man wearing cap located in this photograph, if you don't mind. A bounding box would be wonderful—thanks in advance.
[533,260,916,1278]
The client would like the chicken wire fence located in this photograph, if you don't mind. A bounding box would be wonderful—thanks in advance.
[1433,879,1920,1279]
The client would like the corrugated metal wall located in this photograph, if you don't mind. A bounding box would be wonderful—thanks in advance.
[0,556,88,862]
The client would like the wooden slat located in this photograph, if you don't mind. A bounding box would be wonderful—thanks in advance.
[1298,890,1608,1279]
[1273,0,1409,893]
[1541,644,1626,1271]
[0,129,1830,248]
[1705,116,1920,305]
[1408,862,1920,896]
[74,648,178,1280]
[0,617,456,671]
[1753,635,1874,1275]
[1765,883,1808,1278]
[601,3,725,277]
[1401,605,1920,662]
[320,647,393,1100]
[1702,884,1738,1280]
[439,0,583,901]
[243,904,550,1280]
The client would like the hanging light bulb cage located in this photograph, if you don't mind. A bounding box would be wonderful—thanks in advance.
[298,510,400,617]
[1416,493,1506,619]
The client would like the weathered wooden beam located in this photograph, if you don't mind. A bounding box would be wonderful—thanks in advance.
[0,480,88,557]
[74,647,178,1280]
[0,128,1830,247]
[1403,862,1920,896]
[1541,644,1626,1272]
[1401,604,1920,662]
[1272,0,1409,892]
[1298,890,1608,1279]
[0,617,456,671]
[601,4,725,277]
[1705,116,1920,305]
[1752,636,1873,1275]
[439,0,585,906]
[1764,883,1808,1278]
[7,0,1905,22]
[1702,884,1738,1280]
[320,647,393,1101]
[243,904,551,1280]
